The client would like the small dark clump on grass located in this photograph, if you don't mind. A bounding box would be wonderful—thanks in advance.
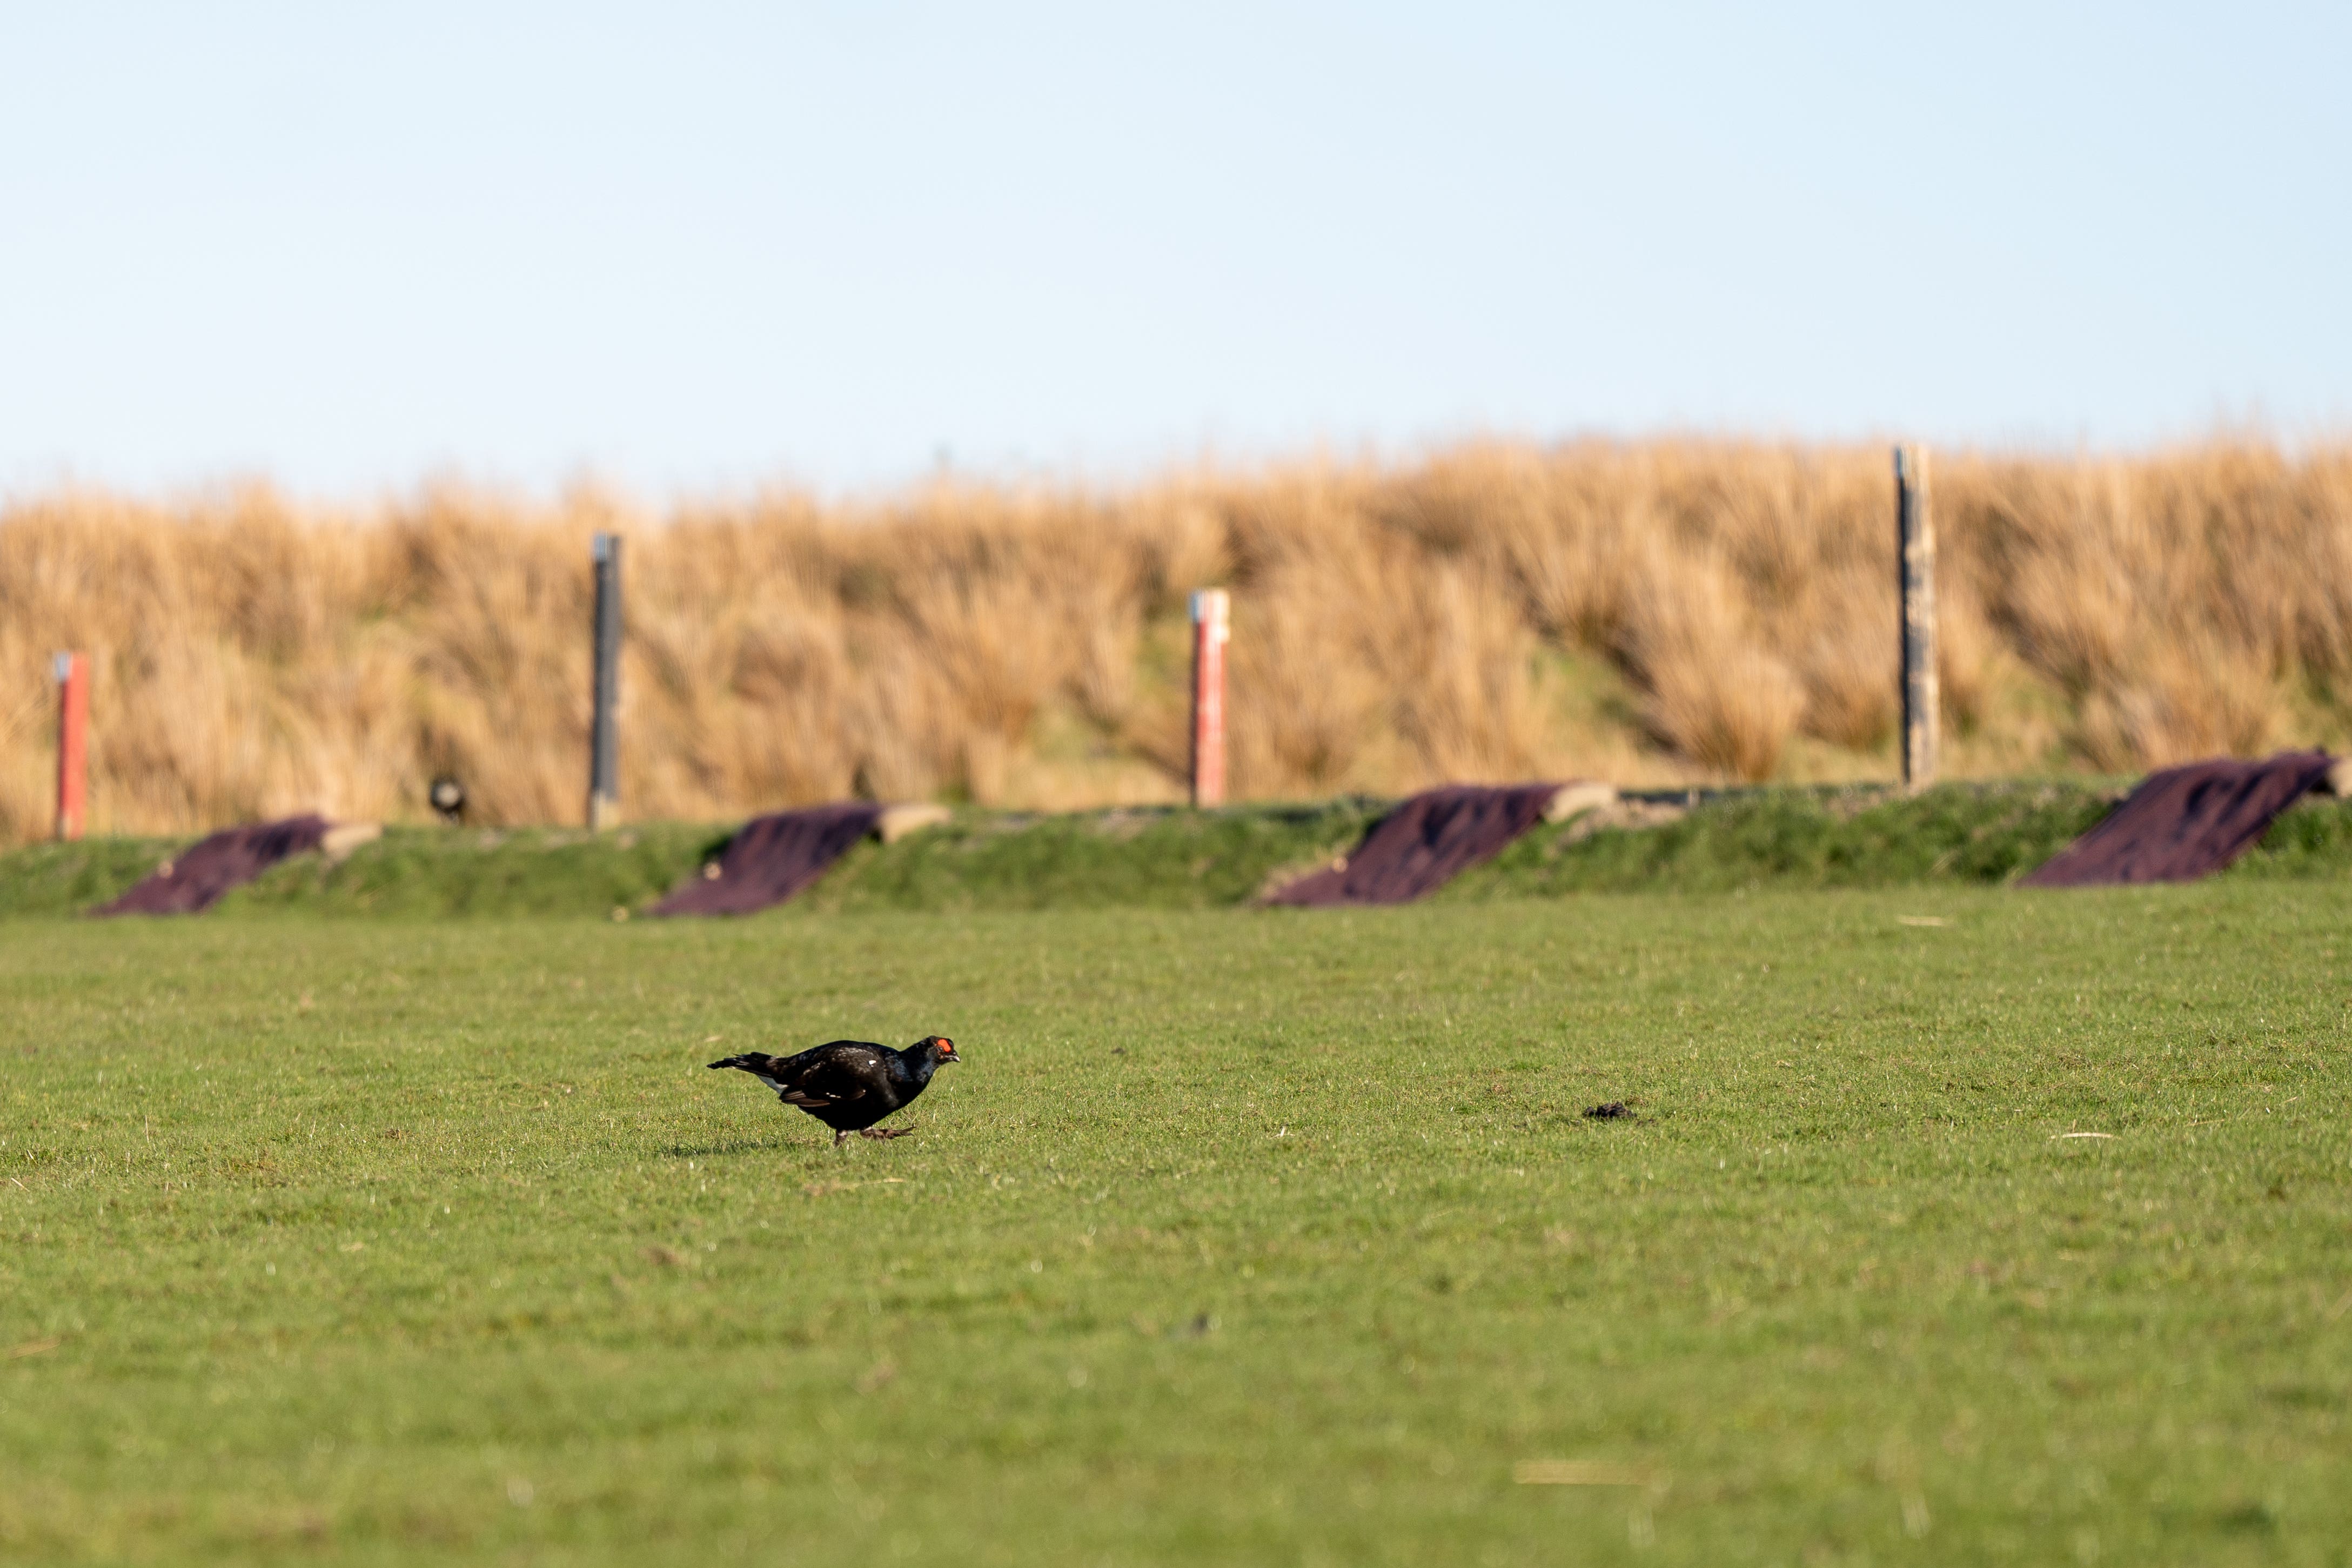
[1582,1101,1632,1120]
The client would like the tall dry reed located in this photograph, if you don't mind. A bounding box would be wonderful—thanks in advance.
[4,438,2349,845]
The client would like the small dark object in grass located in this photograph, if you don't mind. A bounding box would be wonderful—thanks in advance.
[428,776,467,823]
[1583,1101,1631,1120]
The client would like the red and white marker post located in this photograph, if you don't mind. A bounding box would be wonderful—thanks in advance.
[1189,589,1229,808]
[53,652,89,841]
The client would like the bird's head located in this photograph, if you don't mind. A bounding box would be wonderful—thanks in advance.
[918,1035,959,1064]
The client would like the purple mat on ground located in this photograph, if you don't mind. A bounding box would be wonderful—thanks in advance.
[1265,783,1564,907]
[95,815,334,915]
[651,803,889,916]
[2020,751,2336,888]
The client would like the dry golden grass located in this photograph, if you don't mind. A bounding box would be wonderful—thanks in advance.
[4,438,2350,844]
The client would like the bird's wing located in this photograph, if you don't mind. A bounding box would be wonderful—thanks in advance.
[773,1043,892,1107]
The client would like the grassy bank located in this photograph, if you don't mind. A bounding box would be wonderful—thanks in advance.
[1440,782,2117,899]
[4,784,2350,920]
[11,439,2352,846]
[4,884,2348,1564]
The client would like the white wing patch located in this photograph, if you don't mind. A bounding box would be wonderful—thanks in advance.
[780,1085,863,1107]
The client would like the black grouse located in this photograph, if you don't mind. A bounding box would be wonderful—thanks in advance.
[707,1036,959,1145]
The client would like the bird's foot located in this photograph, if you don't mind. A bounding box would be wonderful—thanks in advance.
[833,1129,850,1148]
[859,1127,915,1141]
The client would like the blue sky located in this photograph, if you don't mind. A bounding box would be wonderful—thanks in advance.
[3,2,2346,498]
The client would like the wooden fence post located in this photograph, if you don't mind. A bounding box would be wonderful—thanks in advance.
[1895,446,1937,791]
[53,652,89,841]
[587,533,623,829]
[1189,589,1229,808]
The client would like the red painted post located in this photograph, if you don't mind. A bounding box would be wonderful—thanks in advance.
[53,652,89,841]
[1189,589,1229,808]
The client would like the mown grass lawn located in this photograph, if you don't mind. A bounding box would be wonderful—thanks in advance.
[2,884,2347,1566]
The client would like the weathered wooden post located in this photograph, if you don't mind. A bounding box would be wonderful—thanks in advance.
[53,652,89,841]
[587,533,623,829]
[1189,589,1229,808]
[1895,446,1936,791]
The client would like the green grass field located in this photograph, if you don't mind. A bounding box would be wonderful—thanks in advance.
[4,883,2349,1565]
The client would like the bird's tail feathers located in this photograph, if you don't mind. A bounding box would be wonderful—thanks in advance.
[707,1053,776,1073]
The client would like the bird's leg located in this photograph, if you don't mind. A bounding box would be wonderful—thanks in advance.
[833,1128,850,1148]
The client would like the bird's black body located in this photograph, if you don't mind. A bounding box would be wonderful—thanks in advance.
[707,1036,958,1145]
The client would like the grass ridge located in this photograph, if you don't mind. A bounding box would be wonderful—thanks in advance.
[4,784,2346,920]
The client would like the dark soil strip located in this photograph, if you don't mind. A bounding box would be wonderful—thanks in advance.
[2020,751,2338,887]
[651,803,888,916]
[1265,783,1563,906]
[93,816,333,915]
